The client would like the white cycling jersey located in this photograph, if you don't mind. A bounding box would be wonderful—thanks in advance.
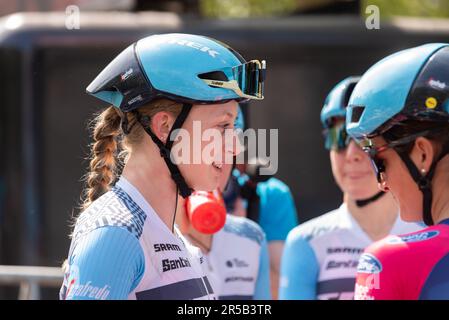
[60,177,215,300]
[199,215,271,300]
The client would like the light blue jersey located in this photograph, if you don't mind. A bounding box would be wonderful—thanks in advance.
[60,177,215,300]
[203,215,271,300]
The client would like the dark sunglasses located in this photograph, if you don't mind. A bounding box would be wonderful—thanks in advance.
[360,129,437,183]
[323,122,352,151]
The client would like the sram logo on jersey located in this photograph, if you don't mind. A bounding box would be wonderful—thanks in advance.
[154,243,182,252]
[387,230,440,244]
[327,247,364,255]
[357,253,382,274]
[162,257,191,272]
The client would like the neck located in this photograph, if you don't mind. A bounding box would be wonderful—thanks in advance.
[122,143,183,233]
[346,192,399,241]
[176,210,213,253]
[430,158,449,224]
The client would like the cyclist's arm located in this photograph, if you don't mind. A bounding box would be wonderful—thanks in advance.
[253,236,272,300]
[279,231,318,300]
[61,227,145,300]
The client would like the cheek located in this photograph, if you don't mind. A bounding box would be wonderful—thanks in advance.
[330,152,344,183]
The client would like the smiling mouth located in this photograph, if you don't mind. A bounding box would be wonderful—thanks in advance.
[346,172,370,178]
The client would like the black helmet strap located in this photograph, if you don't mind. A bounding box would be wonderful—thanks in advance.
[355,191,385,208]
[396,140,449,226]
[133,103,194,198]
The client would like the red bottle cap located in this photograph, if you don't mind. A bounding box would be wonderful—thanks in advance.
[186,190,226,234]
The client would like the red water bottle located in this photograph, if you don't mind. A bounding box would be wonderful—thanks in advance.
[185,190,227,234]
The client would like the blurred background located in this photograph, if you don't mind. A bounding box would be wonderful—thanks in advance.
[1,0,449,299]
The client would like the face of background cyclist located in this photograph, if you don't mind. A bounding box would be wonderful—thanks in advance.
[329,119,380,201]
[176,101,238,192]
[369,136,423,222]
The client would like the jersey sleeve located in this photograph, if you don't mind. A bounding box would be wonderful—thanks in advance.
[279,229,319,300]
[60,226,145,300]
[258,178,299,242]
[253,235,272,300]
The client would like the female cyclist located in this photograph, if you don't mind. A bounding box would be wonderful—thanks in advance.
[279,77,422,300]
[347,43,449,300]
[59,33,266,300]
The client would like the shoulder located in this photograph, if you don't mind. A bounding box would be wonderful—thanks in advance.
[223,214,266,245]
[360,227,444,272]
[72,186,147,246]
[286,207,343,244]
[257,177,292,197]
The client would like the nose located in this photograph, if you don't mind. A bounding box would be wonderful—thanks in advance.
[345,140,363,163]
[223,129,243,157]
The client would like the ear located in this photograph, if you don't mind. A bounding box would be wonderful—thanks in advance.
[150,111,175,143]
[410,137,436,173]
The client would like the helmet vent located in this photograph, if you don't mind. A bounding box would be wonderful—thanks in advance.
[351,106,365,123]
[198,71,229,82]
[343,82,358,107]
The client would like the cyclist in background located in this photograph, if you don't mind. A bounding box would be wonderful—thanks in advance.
[279,77,422,300]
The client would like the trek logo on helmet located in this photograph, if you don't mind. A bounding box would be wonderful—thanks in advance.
[154,37,220,58]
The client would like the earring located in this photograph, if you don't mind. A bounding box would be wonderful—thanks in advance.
[421,168,427,175]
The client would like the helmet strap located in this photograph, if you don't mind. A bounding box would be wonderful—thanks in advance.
[396,140,449,226]
[133,103,194,198]
[355,191,385,208]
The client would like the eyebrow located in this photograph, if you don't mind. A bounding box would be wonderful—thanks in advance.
[223,111,236,119]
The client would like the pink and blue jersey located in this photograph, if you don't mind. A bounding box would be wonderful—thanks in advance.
[355,218,449,300]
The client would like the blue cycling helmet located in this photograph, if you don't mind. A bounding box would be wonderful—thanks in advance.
[347,43,449,139]
[346,43,449,225]
[321,76,360,128]
[320,76,360,151]
[86,33,267,198]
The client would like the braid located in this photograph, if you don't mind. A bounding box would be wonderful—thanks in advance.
[82,106,122,210]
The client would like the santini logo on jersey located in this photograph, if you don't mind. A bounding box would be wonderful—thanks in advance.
[162,257,191,272]
[326,260,359,270]
[154,243,182,252]
[387,230,440,245]
[357,253,382,274]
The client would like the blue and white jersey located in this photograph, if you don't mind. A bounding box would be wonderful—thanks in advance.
[279,203,423,300]
[203,215,271,300]
[60,177,215,300]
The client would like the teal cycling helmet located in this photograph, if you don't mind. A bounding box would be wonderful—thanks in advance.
[321,76,360,129]
[87,33,266,198]
[321,76,360,151]
[346,43,449,225]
